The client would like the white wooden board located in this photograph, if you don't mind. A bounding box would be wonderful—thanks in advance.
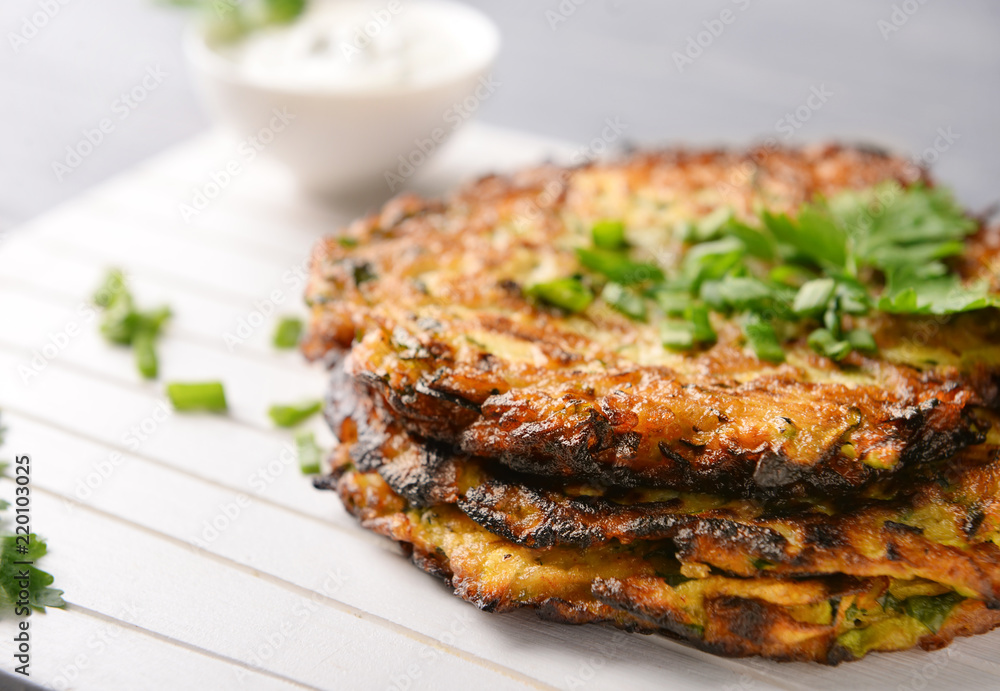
[0,122,998,690]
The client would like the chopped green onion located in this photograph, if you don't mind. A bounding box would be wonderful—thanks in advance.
[167,382,228,412]
[92,269,171,379]
[701,276,775,312]
[337,236,359,248]
[273,316,304,349]
[846,328,877,353]
[807,328,852,361]
[133,331,159,380]
[792,278,836,316]
[92,269,129,308]
[659,306,715,350]
[268,400,322,428]
[295,430,323,475]
[526,278,593,313]
[601,283,647,321]
[576,248,664,285]
[649,288,692,315]
[687,304,717,344]
[743,315,785,363]
[660,321,694,350]
[591,220,627,249]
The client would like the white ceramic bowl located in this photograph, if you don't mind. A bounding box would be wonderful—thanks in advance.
[184,0,500,196]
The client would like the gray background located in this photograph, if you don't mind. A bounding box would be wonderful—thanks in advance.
[2,0,999,233]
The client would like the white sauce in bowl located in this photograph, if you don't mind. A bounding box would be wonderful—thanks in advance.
[218,0,495,92]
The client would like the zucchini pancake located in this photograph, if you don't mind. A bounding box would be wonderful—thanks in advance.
[304,144,1000,664]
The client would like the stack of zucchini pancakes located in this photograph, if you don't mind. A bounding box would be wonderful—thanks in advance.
[303,144,1000,664]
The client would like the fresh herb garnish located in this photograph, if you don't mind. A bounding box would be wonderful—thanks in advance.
[525,278,593,313]
[93,269,172,380]
[268,400,322,428]
[0,534,65,612]
[560,184,996,361]
[166,382,228,412]
[742,314,785,363]
[601,283,647,321]
[295,430,323,475]
[272,316,304,349]
[576,248,664,285]
[591,219,627,250]
[0,415,64,613]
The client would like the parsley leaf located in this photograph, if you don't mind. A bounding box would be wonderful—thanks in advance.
[576,248,664,285]
[0,534,65,612]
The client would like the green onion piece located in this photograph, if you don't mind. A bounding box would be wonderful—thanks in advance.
[92,269,129,308]
[295,430,323,475]
[167,382,228,412]
[807,328,852,361]
[660,321,694,350]
[687,304,717,344]
[100,308,141,345]
[601,282,647,321]
[273,316,304,349]
[526,278,593,313]
[846,328,877,353]
[591,220,627,249]
[743,315,785,362]
[701,276,775,312]
[133,330,159,380]
[792,278,836,316]
[337,236,359,248]
[575,248,664,285]
[903,592,963,634]
[268,400,322,428]
[649,288,692,316]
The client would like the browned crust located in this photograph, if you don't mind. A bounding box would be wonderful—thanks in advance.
[327,462,1000,664]
[305,145,998,499]
[328,373,1000,603]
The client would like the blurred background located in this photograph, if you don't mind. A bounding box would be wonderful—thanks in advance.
[2,0,998,233]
